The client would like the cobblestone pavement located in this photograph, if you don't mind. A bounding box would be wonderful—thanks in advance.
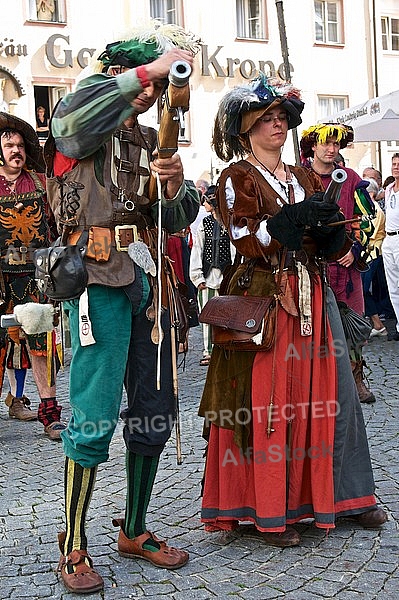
[0,322,398,600]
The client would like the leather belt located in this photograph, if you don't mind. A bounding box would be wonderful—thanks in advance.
[387,230,399,236]
[112,225,138,251]
[69,225,139,253]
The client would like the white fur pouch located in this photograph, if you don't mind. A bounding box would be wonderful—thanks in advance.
[14,304,55,335]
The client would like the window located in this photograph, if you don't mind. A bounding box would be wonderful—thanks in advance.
[381,17,399,52]
[236,0,266,40]
[314,1,342,44]
[150,0,180,24]
[28,0,66,23]
[318,95,347,119]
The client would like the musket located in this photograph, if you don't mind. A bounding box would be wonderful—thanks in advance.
[323,168,360,227]
[324,169,373,228]
[149,59,192,464]
[165,263,183,465]
[324,168,347,204]
[148,60,192,201]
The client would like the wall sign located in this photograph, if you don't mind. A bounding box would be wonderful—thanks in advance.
[0,35,294,82]
[45,34,95,69]
[201,45,294,80]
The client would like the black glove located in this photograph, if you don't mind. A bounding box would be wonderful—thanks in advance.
[267,195,341,251]
[267,211,304,250]
[284,194,341,227]
[307,211,346,258]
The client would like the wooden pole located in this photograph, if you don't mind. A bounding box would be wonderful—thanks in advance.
[275,0,301,165]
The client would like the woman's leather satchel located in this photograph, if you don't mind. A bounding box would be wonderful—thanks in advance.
[199,294,277,351]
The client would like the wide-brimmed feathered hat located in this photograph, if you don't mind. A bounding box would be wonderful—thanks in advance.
[0,111,45,172]
[300,123,354,160]
[95,21,201,72]
[212,74,304,162]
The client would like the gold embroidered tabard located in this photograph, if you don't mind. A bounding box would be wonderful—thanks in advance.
[0,182,48,273]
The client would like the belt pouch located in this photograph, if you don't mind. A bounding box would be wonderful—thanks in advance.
[87,227,112,262]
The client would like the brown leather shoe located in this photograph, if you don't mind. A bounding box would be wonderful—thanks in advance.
[112,518,189,570]
[57,532,104,594]
[5,393,37,421]
[44,421,66,441]
[352,507,388,528]
[351,360,376,403]
[260,526,301,547]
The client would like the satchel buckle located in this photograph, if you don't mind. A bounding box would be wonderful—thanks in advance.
[115,225,138,251]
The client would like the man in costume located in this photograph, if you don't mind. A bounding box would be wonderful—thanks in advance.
[300,124,376,403]
[0,112,64,440]
[190,185,234,365]
[45,23,200,593]
[198,76,387,548]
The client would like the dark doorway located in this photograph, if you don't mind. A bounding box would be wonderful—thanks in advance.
[34,86,50,115]
[34,86,50,144]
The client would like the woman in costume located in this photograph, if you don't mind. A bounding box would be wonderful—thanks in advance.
[198,76,387,547]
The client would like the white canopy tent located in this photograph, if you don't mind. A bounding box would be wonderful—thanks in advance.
[324,90,399,143]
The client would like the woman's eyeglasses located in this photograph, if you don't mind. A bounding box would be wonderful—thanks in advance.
[259,114,288,124]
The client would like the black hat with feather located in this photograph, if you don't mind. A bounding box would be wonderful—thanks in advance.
[212,74,304,162]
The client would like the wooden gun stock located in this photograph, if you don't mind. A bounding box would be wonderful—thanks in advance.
[148,60,192,201]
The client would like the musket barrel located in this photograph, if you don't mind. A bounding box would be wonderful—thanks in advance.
[168,60,192,87]
[324,168,347,204]
[148,60,191,200]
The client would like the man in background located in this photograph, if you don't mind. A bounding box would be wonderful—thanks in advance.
[301,123,376,404]
[0,112,64,439]
[189,179,210,239]
[363,166,385,209]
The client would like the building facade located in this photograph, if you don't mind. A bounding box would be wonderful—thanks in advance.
[1,0,398,181]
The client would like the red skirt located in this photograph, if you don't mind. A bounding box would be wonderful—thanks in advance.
[201,276,339,532]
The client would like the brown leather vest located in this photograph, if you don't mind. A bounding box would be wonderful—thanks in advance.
[46,124,158,288]
[217,160,324,260]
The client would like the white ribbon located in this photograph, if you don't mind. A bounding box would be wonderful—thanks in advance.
[79,288,96,346]
[296,261,312,336]
[156,172,163,389]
